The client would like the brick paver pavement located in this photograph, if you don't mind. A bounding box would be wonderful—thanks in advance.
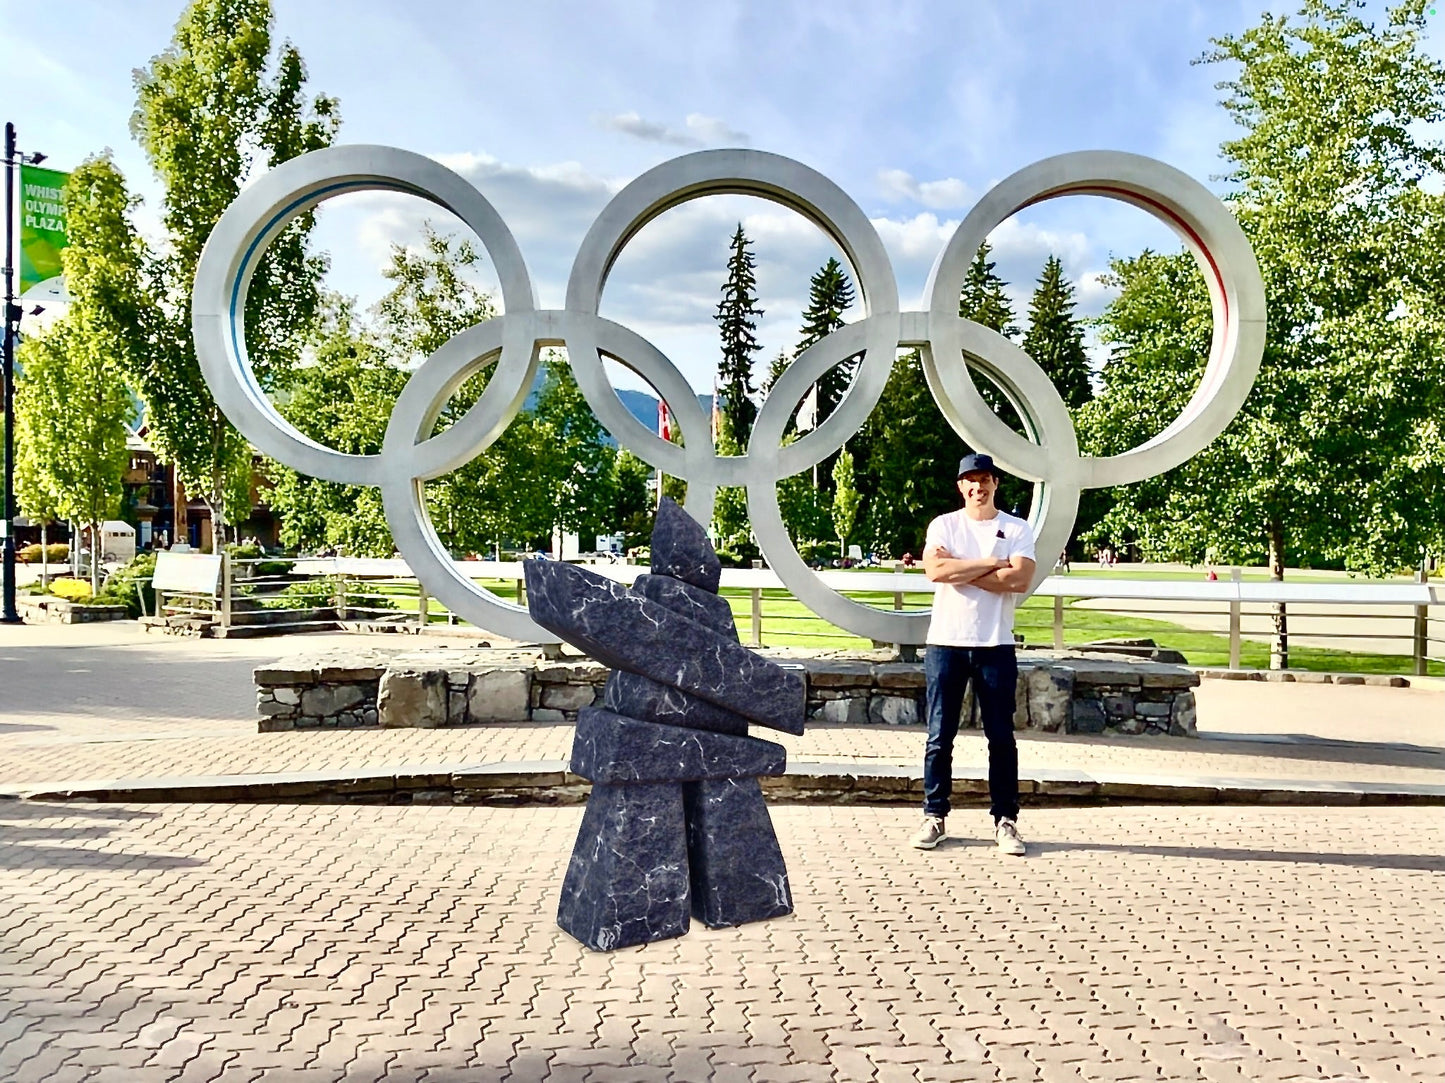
[1,801,1442,1082]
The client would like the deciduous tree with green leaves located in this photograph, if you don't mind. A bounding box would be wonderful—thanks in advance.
[126,0,339,547]
[831,446,862,561]
[610,449,654,549]
[264,303,403,556]
[17,155,154,593]
[532,354,617,551]
[14,321,131,595]
[14,332,66,588]
[1081,0,1445,666]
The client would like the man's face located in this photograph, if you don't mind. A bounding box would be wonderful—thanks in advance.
[957,471,998,510]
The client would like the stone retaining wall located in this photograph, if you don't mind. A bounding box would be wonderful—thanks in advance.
[17,596,128,623]
[255,647,1198,737]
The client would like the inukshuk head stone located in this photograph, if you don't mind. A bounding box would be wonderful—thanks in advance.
[523,497,806,951]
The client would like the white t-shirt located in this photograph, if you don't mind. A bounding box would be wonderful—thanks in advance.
[923,508,1036,647]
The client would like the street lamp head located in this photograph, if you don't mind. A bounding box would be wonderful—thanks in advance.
[29,306,44,317]
[25,152,46,165]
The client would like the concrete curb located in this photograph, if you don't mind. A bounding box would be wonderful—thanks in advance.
[4,760,1443,807]
[1195,668,1435,688]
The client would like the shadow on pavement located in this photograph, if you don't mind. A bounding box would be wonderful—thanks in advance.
[0,645,258,723]
[0,803,203,871]
[0,844,205,871]
[1017,730,1442,771]
[1028,840,1445,873]
[0,802,160,822]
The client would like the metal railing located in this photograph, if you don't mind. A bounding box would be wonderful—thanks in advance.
[146,554,1445,674]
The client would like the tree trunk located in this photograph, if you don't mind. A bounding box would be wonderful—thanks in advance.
[209,472,227,554]
[40,522,49,589]
[88,522,102,597]
[1268,518,1288,670]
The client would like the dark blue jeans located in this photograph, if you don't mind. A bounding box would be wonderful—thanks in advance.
[923,644,1020,823]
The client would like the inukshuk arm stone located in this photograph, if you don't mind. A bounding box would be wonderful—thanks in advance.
[602,670,751,737]
[522,558,804,736]
[571,707,786,783]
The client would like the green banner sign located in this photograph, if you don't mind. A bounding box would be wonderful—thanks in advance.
[19,163,69,299]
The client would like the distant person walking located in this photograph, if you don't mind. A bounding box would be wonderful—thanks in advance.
[911,453,1036,856]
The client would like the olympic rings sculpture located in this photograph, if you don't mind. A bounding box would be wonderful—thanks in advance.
[193,145,1265,646]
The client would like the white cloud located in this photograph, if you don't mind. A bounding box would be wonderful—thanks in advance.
[876,169,974,210]
[685,113,750,145]
[593,111,749,148]
[596,111,700,147]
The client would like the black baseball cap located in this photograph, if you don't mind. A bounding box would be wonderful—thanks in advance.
[957,452,1001,479]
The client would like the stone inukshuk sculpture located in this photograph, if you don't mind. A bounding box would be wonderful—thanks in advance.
[523,497,806,951]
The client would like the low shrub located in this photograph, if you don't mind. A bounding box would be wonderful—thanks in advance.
[104,553,158,618]
[226,541,295,578]
[17,543,68,564]
[263,576,340,610]
[796,540,839,568]
[262,576,398,612]
[715,540,762,568]
[49,578,93,601]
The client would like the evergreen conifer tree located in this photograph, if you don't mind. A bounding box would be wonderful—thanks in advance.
[714,224,763,446]
[859,352,967,558]
[955,240,1029,513]
[795,257,857,425]
[958,241,1018,337]
[1022,255,1092,410]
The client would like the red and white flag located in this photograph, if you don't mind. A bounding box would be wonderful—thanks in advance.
[658,399,672,442]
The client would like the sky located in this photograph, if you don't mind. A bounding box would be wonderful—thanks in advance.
[4,0,1442,397]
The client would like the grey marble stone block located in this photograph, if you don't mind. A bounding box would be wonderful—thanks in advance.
[650,496,721,593]
[603,670,751,737]
[571,707,786,784]
[556,781,691,951]
[523,558,804,735]
[684,777,793,928]
[631,573,738,640]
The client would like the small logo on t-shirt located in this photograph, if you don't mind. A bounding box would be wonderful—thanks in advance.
[995,529,1006,539]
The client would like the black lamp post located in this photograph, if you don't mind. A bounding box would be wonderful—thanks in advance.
[3,121,45,624]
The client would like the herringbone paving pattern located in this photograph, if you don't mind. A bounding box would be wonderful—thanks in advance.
[1,802,1441,1081]
[4,722,1444,791]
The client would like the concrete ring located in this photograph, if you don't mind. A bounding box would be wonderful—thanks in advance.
[924,150,1265,489]
[193,144,536,487]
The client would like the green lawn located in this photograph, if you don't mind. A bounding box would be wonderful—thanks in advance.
[340,575,1442,677]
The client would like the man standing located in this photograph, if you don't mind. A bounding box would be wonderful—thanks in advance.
[911,453,1035,855]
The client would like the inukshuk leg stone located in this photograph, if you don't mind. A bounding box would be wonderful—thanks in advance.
[524,496,806,950]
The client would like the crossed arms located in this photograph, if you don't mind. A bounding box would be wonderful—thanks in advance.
[923,545,1035,593]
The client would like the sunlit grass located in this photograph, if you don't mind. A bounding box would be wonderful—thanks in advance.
[342,574,1441,676]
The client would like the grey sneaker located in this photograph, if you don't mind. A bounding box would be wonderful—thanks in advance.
[911,815,946,850]
[995,818,1026,856]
